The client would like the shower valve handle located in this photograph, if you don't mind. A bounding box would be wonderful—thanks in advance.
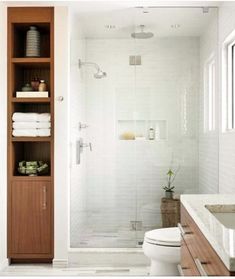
[81,142,92,151]
[79,122,89,130]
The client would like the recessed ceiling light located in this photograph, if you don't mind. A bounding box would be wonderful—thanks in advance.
[142,9,149,14]
[105,25,116,29]
[171,24,180,29]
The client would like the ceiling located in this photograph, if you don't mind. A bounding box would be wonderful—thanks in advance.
[69,2,218,38]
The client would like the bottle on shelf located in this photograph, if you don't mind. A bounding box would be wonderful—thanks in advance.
[39,80,47,92]
[148,127,155,140]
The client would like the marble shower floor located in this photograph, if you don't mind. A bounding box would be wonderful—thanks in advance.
[0,264,149,276]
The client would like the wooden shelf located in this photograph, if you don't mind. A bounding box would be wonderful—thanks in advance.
[12,97,51,103]
[11,57,51,64]
[11,176,52,181]
[12,137,52,142]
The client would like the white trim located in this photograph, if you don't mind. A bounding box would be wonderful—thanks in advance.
[222,28,235,133]
[0,259,9,271]
[204,52,216,133]
[52,259,68,268]
[54,6,70,263]
[0,3,7,268]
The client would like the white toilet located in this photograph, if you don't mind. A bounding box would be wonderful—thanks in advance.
[143,227,181,276]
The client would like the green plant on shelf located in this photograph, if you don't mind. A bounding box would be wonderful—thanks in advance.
[162,166,180,198]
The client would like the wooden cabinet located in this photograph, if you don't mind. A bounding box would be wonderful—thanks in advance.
[10,180,52,256]
[178,238,200,276]
[179,204,235,276]
[7,7,54,263]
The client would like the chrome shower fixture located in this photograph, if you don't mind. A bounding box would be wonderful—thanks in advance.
[131,25,154,39]
[78,59,107,79]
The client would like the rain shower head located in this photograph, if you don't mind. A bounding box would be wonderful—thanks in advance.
[131,25,154,39]
[78,59,107,79]
[94,69,107,79]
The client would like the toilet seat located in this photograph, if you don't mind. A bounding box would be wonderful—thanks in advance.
[144,227,180,247]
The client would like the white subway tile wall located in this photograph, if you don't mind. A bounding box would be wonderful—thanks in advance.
[219,4,235,194]
[199,12,219,194]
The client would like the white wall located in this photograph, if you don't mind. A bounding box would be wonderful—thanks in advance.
[0,2,8,270]
[198,11,219,194]
[54,6,70,265]
[199,3,235,194]
[218,3,235,194]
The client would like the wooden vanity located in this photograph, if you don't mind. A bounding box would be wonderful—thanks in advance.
[178,204,235,276]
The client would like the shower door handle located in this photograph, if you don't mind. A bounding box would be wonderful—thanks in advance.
[76,138,92,164]
[76,140,81,165]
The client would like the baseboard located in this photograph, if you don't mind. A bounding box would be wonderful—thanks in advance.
[0,258,9,271]
[52,258,68,268]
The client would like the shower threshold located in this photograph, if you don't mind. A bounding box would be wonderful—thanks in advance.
[68,248,149,267]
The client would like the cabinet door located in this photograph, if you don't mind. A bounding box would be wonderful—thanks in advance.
[179,239,200,276]
[181,205,230,276]
[11,180,52,255]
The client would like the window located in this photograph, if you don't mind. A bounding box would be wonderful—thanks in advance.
[204,55,216,132]
[227,40,235,130]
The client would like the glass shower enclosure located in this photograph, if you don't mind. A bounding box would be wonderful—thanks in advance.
[69,6,218,248]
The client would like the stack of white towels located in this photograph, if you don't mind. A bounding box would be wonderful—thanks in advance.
[12,112,51,137]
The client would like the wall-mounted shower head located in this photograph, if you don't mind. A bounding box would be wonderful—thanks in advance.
[78,59,107,79]
[131,25,154,39]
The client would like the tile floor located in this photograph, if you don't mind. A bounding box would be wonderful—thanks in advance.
[0,264,149,276]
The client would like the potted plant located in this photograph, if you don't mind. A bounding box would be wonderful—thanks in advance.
[163,168,179,199]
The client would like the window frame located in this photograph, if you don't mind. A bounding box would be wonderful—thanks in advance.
[204,54,216,133]
[227,40,235,130]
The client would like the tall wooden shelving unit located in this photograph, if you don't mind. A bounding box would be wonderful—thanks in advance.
[7,7,54,263]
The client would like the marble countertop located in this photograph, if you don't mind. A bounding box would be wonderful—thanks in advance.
[181,194,235,271]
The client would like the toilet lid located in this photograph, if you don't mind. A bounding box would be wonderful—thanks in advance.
[144,227,181,247]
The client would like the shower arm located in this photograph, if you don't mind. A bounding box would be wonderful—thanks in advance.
[78,59,101,72]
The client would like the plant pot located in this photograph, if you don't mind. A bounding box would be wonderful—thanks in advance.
[165,191,173,199]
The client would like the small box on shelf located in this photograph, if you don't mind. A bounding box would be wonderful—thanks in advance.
[16,91,49,98]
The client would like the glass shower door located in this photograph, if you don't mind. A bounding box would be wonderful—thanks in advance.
[70,15,140,248]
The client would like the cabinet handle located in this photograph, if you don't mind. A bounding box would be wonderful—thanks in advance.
[42,186,47,210]
[195,258,208,276]
[177,264,186,276]
[178,223,192,236]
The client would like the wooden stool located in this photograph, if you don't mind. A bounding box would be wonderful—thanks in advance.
[161,198,180,228]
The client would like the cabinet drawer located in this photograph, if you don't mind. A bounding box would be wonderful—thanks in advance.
[181,205,230,276]
[179,238,200,276]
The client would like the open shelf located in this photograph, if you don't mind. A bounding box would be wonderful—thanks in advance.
[13,23,51,58]
[12,141,51,176]
[12,97,51,103]
[12,63,50,97]
[12,102,50,114]
[118,120,167,141]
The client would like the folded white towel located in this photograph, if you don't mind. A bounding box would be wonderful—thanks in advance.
[38,113,51,122]
[38,129,51,137]
[12,129,37,137]
[12,113,51,122]
[12,129,51,137]
[13,122,51,129]
[12,113,38,122]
